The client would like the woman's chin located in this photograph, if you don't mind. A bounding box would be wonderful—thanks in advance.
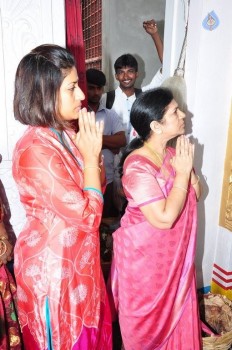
[180,128,185,135]
[70,114,79,120]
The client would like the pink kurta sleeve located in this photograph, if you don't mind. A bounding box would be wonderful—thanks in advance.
[122,155,165,206]
[16,144,103,232]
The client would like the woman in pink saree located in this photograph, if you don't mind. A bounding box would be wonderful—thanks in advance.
[12,45,112,349]
[110,88,202,349]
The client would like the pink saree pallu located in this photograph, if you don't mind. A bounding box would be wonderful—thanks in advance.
[110,153,202,350]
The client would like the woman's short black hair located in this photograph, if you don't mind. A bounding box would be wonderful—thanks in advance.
[130,87,173,141]
[14,44,75,128]
[118,88,174,176]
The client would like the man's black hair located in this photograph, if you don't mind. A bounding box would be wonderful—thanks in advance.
[86,68,106,86]
[114,54,138,73]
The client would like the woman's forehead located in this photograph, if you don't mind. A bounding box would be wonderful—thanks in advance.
[166,99,178,110]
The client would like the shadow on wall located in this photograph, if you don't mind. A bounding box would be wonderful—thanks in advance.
[136,19,164,88]
[188,134,209,289]
[106,56,114,92]
[134,54,145,89]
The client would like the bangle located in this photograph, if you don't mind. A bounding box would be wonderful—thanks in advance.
[83,187,104,199]
[0,240,7,257]
[192,175,200,186]
[83,166,101,173]
[173,185,188,193]
[0,236,8,241]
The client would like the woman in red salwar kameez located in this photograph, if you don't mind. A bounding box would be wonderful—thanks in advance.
[110,88,202,349]
[12,44,112,350]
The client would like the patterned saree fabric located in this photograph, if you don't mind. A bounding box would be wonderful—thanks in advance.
[0,196,23,349]
[0,265,23,349]
[12,126,112,350]
[111,150,201,350]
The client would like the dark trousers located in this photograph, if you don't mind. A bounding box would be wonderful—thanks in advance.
[102,182,120,218]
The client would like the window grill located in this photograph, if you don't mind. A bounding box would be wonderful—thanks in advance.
[82,0,102,70]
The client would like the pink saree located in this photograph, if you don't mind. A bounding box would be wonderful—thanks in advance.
[110,150,201,350]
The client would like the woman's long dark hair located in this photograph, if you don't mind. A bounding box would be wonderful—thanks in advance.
[119,87,173,176]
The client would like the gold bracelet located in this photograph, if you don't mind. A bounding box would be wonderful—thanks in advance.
[192,175,200,186]
[173,185,188,193]
[0,236,8,241]
[0,240,7,257]
[83,166,101,172]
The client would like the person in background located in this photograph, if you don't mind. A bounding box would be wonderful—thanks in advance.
[101,19,164,217]
[110,88,202,349]
[0,154,23,349]
[86,68,126,220]
[101,19,164,143]
[12,44,112,350]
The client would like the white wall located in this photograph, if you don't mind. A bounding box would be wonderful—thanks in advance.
[185,0,232,287]
[0,0,65,235]
[162,0,187,80]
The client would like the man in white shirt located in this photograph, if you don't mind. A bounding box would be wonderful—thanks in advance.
[101,19,164,142]
[100,20,164,217]
[86,68,126,219]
